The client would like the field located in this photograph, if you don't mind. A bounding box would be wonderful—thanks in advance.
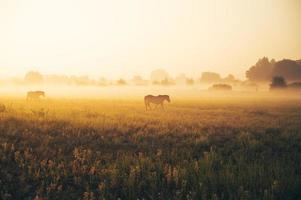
[0,97,301,200]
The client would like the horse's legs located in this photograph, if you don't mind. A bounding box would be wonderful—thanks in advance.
[161,103,164,110]
[145,100,149,111]
[147,103,152,111]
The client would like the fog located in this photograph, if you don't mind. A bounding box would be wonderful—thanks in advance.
[1,85,301,102]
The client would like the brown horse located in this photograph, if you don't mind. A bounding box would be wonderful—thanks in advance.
[144,95,170,110]
[27,91,45,100]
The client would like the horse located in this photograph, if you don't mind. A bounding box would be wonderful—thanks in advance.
[144,95,170,110]
[27,91,45,100]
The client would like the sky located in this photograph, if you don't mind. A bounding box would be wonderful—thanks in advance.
[0,0,301,80]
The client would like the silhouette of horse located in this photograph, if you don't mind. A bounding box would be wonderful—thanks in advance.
[144,95,170,110]
[27,91,45,100]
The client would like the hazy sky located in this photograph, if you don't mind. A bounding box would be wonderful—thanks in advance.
[1,0,300,79]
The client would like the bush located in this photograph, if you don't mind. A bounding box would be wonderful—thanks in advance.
[209,84,232,91]
[270,76,287,90]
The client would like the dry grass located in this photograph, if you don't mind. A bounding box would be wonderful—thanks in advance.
[0,98,301,199]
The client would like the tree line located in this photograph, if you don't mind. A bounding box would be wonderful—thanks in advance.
[246,57,301,83]
[1,70,240,87]
[1,57,300,88]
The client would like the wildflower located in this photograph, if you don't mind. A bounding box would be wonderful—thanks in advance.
[156,149,162,157]
[89,166,96,175]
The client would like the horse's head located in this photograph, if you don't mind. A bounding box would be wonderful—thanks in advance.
[165,95,171,102]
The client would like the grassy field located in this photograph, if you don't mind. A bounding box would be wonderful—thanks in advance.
[0,98,301,200]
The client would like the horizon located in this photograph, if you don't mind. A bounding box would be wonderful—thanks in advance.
[1,56,300,83]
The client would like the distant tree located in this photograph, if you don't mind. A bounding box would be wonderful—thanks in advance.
[24,71,44,84]
[246,57,275,82]
[223,74,236,82]
[116,79,127,85]
[175,74,187,85]
[131,75,148,86]
[160,78,175,86]
[240,81,258,92]
[44,74,70,85]
[270,76,287,90]
[273,59,301,82]
[186,78,194,85]
[70,76,93,85]
[152,80,160,85]
[9,77,24,85]
[209,84,232,91]
[97,77,108,86]
[200,72,221,83]
[150,69,169,83]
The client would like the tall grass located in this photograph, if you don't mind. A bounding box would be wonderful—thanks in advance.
[0,99,301,199]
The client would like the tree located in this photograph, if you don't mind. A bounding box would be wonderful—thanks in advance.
[273,59,301,82]
[44,74,70,85]
[160,78,175,86]
[186,78,194,85]
[98,77,108,86]
[270,76,287,90]
[131,76,147,86]
[246,57,301,82]
[223,74,235,82]
[200,72,221,83]
[175,74,187,85]
[70,75,93,85]
[246,57,275,82]
[116,79,127,85]
[150,69,169,83]
[24,71,44,84]
[209,84,232,91]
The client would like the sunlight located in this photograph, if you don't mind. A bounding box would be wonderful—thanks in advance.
[1,0,300,79]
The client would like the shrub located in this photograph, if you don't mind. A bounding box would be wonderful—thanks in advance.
[270,76,287,90]
[209,84,232,91]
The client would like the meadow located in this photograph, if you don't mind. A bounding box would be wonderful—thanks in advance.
[0,96,301,200]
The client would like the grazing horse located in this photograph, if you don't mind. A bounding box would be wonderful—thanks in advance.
[144,95,170,110]
[27,91,45,100]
